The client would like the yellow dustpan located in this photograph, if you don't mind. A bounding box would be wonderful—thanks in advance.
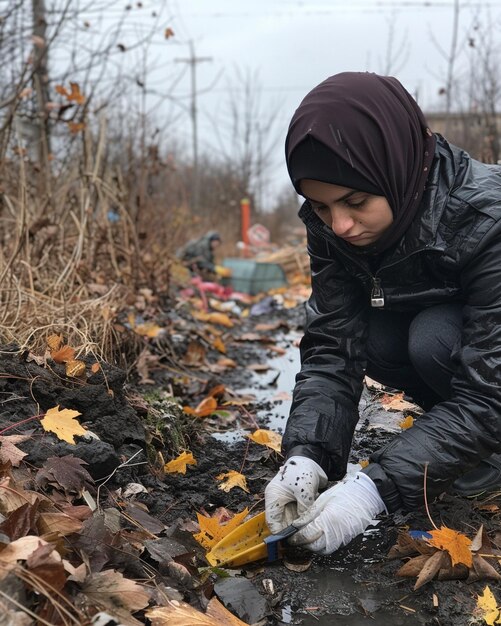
[206,511,298,568]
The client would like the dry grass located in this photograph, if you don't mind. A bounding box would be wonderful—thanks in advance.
[0,125,177,364]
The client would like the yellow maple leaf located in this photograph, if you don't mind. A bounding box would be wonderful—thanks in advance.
[247,429,282,453]
[359,459,370,468]
[193,508,249,550]
[164,451,197,474]
[426,526,472,567]
[399,415,414,430]
[216,470,249,493]
[477,586,501,626]
[41,406,87,444]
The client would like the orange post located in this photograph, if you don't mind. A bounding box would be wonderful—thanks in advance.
[240,197,251,257]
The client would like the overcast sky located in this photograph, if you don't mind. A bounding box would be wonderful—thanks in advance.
[128,0,501,203]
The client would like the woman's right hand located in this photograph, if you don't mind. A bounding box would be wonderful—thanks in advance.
[264,456,328,533]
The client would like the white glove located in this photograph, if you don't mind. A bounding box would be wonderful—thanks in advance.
[265,456,328,534]
[289,471,386,554]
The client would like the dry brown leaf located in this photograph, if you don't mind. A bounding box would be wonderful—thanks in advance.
[51,345,76,364]
[37,512,83,536]
[216,470,249,493]
[91,362,101,373]
[164,27,175,39]
[414,550,447,590]
[248,429,282,453]
[396,554,431,578]
[476,585,501,625]
[0,536,60,581]
[426,526,473,567]
[83,569,151,617]
[40,406,86,444]
[0,434,30,466]
[35,455,94,494]
[193,508,249,550]
[359,459,369,469]
[147,596,247,625]
[164,451,197,475]
[47,334,63,352]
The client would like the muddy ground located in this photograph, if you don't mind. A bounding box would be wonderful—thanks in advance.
[0,300,500,626]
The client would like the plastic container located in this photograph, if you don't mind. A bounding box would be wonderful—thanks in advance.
[222,258,287,295]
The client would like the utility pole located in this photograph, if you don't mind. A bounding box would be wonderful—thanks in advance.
[175,41,212,213]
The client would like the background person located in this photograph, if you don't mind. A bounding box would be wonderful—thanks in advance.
[177,230,222,280]
[265,71,501,555]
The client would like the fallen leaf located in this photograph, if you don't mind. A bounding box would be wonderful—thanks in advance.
[193,311,234,328]
[216,470,249,493]
[135,322,164,338]
[65,359,86,378]
[83,569,151,617]
[91,362,101,373]
[426,526,473,567]
[184,340,207,366]
[35,455,94,494]
[164,451,197,475]
[183,396,218,418]
[399,415,414,430]
[0,435,30,466]
[476,586,501,625]
[359,459,369,469]
[215,358,236,369]
[248,429,282,453]
[193,508,249,550]
[50,345,76,364]
[40,406,87,444]
[380,392,417,412]
[47,334,63,352]
[147,596,247,625]
[37,512,83,536]
[164,27,175,39]
[212,337,226,353]
[414,550,446,590]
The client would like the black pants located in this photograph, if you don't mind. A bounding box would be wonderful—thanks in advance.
[366,303,463,411]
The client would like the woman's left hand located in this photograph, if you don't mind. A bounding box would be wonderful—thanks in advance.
[289,472,386,554]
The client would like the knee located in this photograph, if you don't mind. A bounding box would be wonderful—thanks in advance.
[408,304,462,378]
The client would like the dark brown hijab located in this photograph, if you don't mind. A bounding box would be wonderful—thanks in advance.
[286,72,436,252]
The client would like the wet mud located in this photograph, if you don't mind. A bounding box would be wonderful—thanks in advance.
[0,303,500,626]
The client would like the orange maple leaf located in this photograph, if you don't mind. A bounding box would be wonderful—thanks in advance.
[247,429,282,453]
[426,526,472,567]
[51,345,76,364]
[183,396,218,418]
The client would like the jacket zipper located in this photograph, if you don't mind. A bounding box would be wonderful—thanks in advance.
[322,226,443,308]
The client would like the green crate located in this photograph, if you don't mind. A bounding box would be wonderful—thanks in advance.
[222,258,287,295]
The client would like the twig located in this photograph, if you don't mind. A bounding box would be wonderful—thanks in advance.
[95,449,146,509]
[0,413,45,435]
[423,462,438,530]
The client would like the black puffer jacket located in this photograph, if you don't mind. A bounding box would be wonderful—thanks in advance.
[283,135,501,513]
